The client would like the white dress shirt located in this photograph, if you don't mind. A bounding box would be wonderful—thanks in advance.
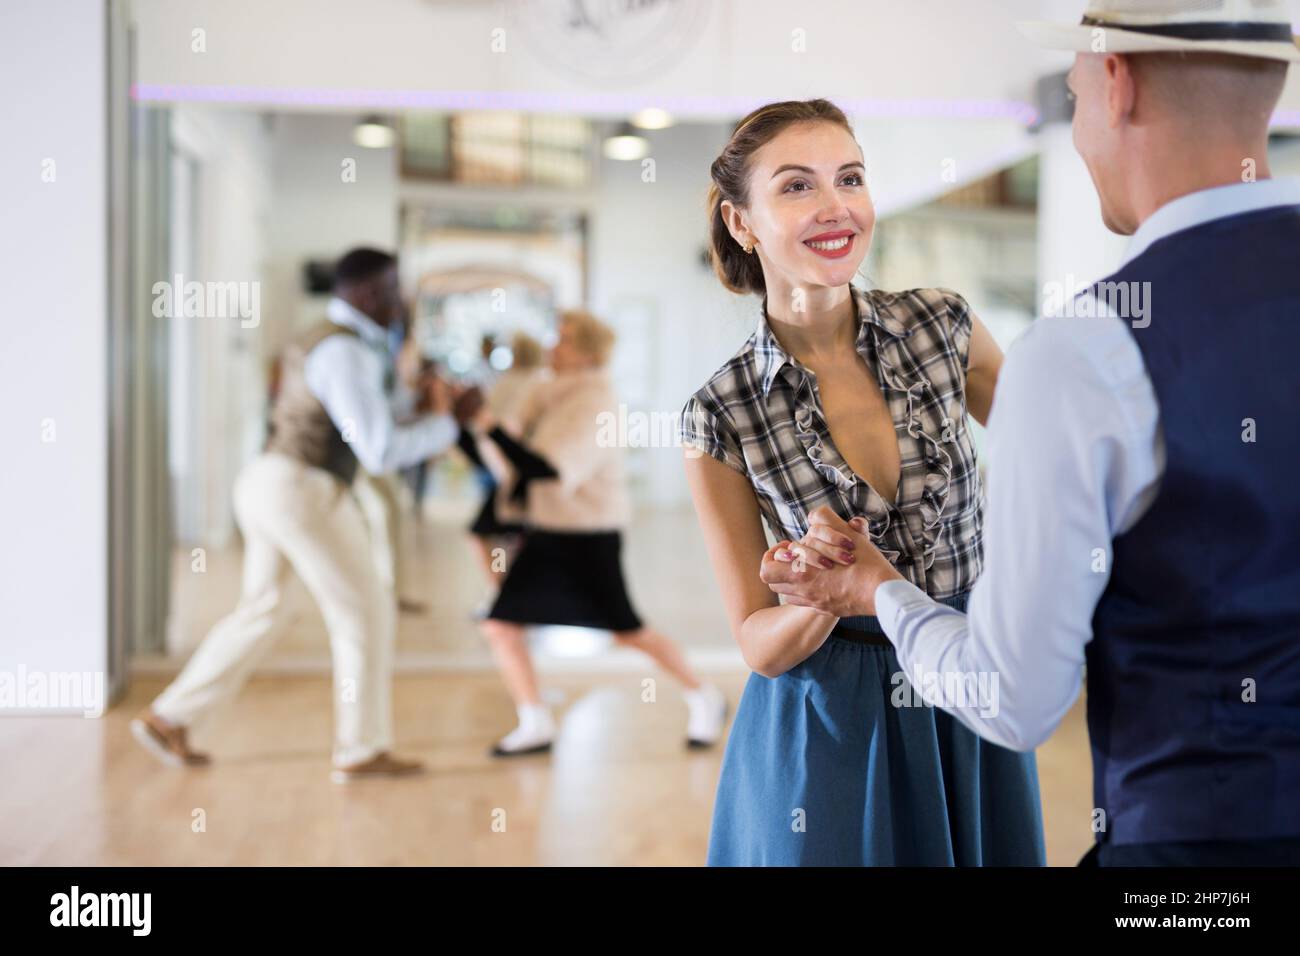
[303,297,457,475]
[874,177,1300,752]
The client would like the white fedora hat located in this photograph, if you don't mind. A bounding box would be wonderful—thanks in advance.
[1019,0,1300,63]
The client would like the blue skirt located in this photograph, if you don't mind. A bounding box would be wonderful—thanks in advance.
[707,596,1046,866]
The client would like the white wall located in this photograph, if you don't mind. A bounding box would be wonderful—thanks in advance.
[131,0,1065,110]
[168,106,273,546]
[588,122,751,504]
[1036,122,1130,305]
[0,0,109,689]
[266,113,401,351]
[128,0,1300,124]
[1271,136,1300,176]
[126,0,1294,123]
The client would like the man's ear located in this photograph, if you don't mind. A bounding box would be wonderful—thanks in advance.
[1104,54,1137,129]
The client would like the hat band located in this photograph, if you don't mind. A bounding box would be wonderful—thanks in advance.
[1080,15,1295,42]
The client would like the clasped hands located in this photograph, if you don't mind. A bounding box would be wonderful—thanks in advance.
[423,374,484,425]
[395,328,484,426]
[759,505,904,618]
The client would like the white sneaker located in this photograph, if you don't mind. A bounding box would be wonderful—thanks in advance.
[685,683,729,749]
[470,597,494,622]
[490,706,555,757]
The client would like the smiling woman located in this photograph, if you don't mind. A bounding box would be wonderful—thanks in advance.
[706,100,872,297]
[681,98,1041,867]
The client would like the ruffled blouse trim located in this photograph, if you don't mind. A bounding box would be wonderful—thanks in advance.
[789,372,903,564]
[857,319,960,571]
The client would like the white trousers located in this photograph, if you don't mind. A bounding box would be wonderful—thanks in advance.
[153,452,396,767]
[361,472,405,596]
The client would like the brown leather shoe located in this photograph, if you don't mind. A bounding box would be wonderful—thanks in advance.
[130,709,211,767]
[330,751,426,784]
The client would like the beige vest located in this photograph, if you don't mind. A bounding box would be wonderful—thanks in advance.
[266,321,360,483]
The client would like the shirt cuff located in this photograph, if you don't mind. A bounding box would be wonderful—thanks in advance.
[875,578,936,641]
[393,412,457,470]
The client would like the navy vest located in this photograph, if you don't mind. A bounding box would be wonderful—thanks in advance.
[1087,203,1300,846]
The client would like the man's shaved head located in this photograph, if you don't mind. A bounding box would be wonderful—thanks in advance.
[1127,52,1288,136]
[1067,50,1290,235]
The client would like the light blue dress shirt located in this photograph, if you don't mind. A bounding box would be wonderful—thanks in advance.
[874,177,1300,752]
[303,297,457,475]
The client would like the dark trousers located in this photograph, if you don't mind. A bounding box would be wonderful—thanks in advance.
[1079,836,1300,867]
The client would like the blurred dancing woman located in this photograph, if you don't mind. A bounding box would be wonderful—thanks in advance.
[679,100,1045,865]
[465,310,728,756]
[457,331,547,588]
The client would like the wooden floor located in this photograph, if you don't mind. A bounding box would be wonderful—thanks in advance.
[3,497,1097,866]
[1,670,1096,866]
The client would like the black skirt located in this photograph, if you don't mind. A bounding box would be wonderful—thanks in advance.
[487,529,643,632]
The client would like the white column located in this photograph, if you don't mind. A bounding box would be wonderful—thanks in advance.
[1035,122,1129,311]
[0,0,110,711]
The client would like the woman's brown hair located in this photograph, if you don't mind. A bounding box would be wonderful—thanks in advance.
[707,98,855,296]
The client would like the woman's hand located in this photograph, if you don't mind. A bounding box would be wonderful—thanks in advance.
[451,384,486,426]
[760,506,903,618]
[782,507,860,570]
[426,375,452,416]
[469,405,496,434]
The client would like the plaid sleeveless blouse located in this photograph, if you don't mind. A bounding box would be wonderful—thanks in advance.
[680,285,983,600]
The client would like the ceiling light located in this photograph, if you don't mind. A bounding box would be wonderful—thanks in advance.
[353,115,394,149]
[631,108,674,130]
[602,123,649,161]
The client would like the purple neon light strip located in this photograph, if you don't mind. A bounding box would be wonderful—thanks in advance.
[129,84,1300,128]
[131,83,1041,125]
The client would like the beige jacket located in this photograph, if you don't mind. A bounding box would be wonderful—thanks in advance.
[481,368,629,532]
[486,367,546,421]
